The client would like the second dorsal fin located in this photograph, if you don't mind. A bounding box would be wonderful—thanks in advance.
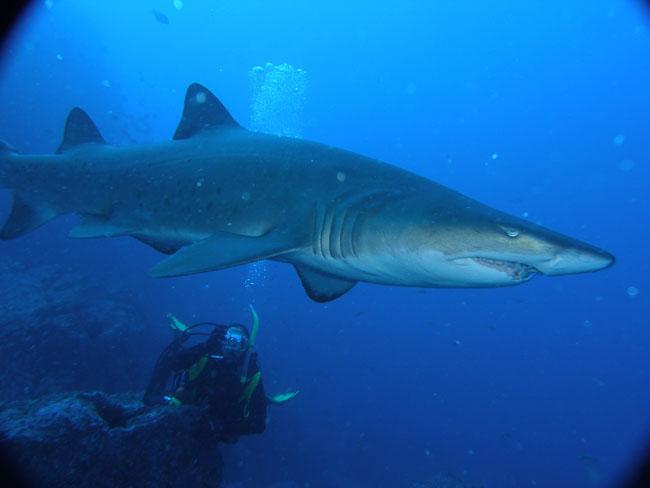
[173,83,241,140]
[56,108,106,154]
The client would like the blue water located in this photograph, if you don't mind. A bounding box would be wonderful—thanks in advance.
[1,1,649,487]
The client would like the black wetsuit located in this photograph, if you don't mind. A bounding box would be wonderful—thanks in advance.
[144,325,267,441]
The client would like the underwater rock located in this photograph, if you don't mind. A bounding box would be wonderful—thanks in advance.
[0,257,152,400]
[0,391,223,487]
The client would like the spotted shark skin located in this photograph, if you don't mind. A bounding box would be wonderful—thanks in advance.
[0,83,614,302]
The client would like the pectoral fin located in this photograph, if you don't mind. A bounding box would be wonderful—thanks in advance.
[294,265,357,302]
[149,229,300,278]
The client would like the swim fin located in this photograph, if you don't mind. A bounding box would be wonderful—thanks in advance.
[266,390,300,405]
[166,313,189,332]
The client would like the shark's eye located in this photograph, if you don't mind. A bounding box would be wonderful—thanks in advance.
[501,226,520,238]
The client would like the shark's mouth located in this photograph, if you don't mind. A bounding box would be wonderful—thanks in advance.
[471,257,539,281]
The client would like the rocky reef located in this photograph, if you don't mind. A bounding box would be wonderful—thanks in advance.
[0,257,214,486]
[0,391,223,487]
[0,257,153,400]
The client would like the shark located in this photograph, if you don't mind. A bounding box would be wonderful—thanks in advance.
[0,83,614,302]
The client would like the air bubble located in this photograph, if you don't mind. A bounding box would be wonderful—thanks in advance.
[613,134,625,145]
[245,61,307,292]
[249,62,307,137]
[336,171,346,182]
[627,286,639,297]
[241,191,251,201]
[619,159,635,172]
[173,0,184,10]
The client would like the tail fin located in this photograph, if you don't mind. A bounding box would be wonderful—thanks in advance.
[0,139,17,188]
[0,141,59,240]
[0,139,17,179]
[0,140,16,153]
[0,192,58,240]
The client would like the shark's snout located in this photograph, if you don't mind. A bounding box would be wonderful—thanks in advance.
[537,246,615,276]
[436,216,615,286]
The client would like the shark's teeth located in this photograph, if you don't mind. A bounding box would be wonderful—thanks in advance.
[472,257,538,281]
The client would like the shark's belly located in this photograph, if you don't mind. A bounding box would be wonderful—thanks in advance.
[287,245,483,288]
[286,250,432,286]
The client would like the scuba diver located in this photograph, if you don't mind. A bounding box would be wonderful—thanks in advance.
[143,305,298,443]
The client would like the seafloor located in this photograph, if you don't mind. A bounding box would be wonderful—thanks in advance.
[0,256,481,487]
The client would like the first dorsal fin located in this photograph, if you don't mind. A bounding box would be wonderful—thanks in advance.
[173,83,241,140]
[56,108,106,154]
